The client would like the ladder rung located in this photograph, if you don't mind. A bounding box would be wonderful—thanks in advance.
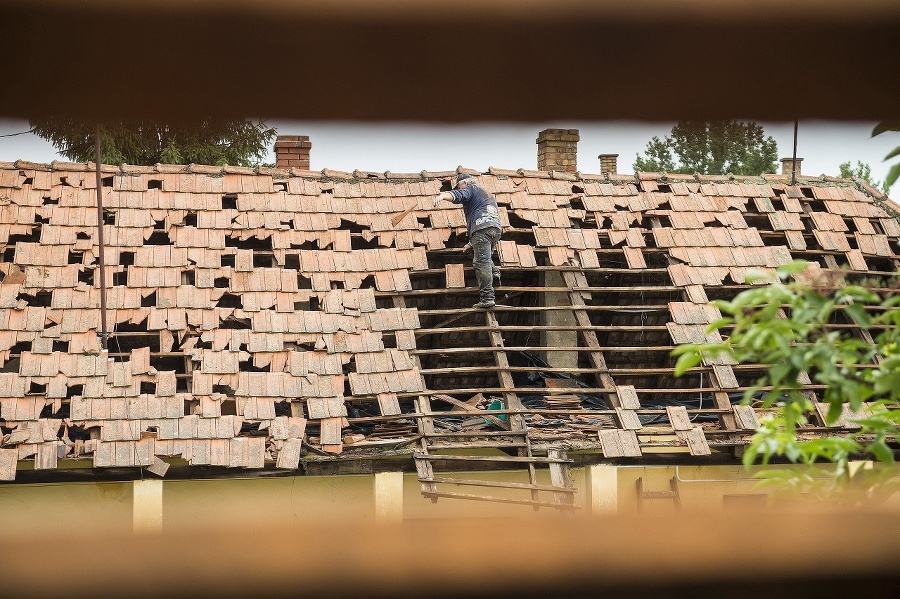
[425,431,527,438]
[641,491,678,499]
[422,476,577,494]
[414,453,572,464]
[425,442,527,450]
[422,490,580,509]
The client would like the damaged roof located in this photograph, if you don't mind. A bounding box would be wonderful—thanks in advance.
[0,159,898,485]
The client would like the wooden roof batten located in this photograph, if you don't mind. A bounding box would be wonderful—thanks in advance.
[0,161,898,507]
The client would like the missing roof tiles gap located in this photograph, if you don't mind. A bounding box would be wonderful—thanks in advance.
[222,194,238,210]
[145,230,171,245]
[148,179,163,190]
[216,293,242,309]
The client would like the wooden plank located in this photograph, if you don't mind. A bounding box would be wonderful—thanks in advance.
[561,271,620,407]
[665,405,692,431]
[432,393,507,429]
[732,405,760,430]
[427,441,527,451]
[615,408,643,430]
[548,448,575,506]
[425,476,576,494]
[414,453,572,464]
[483,309,539,505]
[421,490,580,509]
[423,430,526,438]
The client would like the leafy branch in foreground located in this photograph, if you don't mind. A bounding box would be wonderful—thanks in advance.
[672,261,900,502]
[872,121,900,193]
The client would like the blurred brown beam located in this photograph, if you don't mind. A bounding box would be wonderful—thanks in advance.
[1,511,899,599]
[1,0,898,122]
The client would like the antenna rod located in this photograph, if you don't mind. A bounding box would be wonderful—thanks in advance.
[791,120,799,186]
[94,125,109,350]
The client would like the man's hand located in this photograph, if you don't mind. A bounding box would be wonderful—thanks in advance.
[433,192,453,208]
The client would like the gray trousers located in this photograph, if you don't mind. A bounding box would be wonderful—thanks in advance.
[471,227,501,303]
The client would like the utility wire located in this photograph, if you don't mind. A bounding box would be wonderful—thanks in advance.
[0,128,35,138]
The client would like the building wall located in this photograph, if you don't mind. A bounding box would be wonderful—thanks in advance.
[5,463,892,535]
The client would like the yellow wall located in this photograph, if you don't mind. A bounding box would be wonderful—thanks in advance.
[1,464,896,535]
[0,480,133,535]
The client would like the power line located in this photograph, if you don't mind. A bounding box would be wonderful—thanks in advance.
[0,128,35,138]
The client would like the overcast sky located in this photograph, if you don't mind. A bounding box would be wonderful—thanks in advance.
[1,118,896,187]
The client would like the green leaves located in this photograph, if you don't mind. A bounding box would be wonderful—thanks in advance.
[672,262,900,501]
[872,120,899,193]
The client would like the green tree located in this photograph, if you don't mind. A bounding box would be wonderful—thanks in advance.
[839,160,890,195]
[29,118,276,167]
[634,120,778,176]
[672,262,900,502]
[872,121,900,194]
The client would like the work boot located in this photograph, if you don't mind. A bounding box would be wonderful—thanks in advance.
[473,300,495,309]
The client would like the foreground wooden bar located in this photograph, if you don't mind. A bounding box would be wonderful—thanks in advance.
[1,510,897,599]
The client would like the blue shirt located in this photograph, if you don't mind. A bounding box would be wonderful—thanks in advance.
[449,184,502,235]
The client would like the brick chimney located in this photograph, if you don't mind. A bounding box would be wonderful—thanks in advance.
[274,135,311,169]
[781,157,803,176]
[599,154,618,176]
[536,129,579,172]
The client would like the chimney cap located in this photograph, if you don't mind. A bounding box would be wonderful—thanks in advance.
[598,153,619,158]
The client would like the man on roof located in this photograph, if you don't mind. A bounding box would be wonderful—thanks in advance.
[433,173,502,309]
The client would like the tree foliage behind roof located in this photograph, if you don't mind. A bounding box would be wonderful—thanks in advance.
[634,120,778,176]
[28,118,276,167]
[839,160,891,195]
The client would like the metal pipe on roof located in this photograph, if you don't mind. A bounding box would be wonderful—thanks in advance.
[94,125,109,350]
[791,120,799,186]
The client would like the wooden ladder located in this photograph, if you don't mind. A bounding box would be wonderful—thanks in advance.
[412,307,578,510]
[414,436,578,510]
[636,476,682,512]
